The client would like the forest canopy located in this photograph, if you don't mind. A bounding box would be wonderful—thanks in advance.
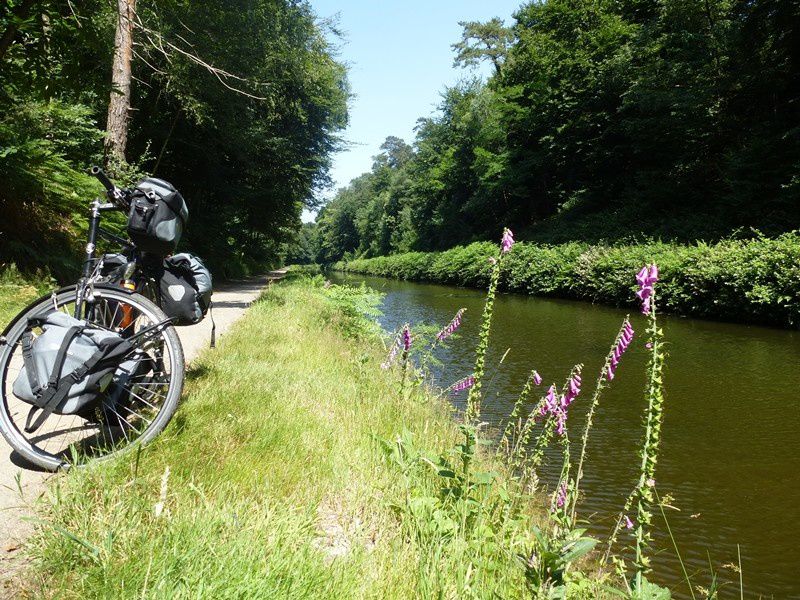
[313,0,799,264]
[0,0,348,279]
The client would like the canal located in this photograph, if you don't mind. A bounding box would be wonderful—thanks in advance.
[330,272,800,599]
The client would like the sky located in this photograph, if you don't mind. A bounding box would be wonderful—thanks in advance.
[303,0,523,222]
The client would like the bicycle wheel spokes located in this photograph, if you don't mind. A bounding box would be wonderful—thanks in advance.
[0,287,182,468]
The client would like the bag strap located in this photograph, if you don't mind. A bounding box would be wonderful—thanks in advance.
[209,301,216,349]
[24,325,91,434]
[20,331,41,398]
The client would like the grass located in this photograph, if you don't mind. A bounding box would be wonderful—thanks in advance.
[21,277,550,598]
[0,266,53,328]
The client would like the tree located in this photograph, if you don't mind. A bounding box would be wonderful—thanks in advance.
[452,18,512,74]
[104,0,136,165]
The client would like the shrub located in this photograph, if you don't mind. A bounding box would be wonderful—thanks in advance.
[335,232,800,327]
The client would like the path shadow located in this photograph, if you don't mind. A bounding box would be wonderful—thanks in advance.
[8,451,48,473]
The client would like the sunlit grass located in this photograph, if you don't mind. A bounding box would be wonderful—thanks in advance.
[24,279,491,598]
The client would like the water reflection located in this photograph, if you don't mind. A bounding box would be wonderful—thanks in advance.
[330,272,800,599]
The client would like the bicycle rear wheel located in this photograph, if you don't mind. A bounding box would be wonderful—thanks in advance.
[0,285,184,471]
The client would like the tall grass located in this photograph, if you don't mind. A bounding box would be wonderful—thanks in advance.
[22,244,716,597]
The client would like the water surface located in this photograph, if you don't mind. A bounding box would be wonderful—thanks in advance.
[330,272,800,599]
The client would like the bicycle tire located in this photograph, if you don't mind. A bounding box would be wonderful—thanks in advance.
[0,285,184,471]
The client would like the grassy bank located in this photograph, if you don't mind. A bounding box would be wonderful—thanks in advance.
[24,277,610,598]
[0,266,53,327]
[334,232,800,328]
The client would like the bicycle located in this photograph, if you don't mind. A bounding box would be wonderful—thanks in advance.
[0,167,185,471]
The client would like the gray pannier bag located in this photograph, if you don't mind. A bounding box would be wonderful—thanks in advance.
[159,253,213,326]
[127,178,189,256]
[12,312,135,433]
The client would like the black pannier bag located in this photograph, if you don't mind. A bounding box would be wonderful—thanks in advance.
[127,178,188,256]
[97,252,128,283]
[159,253,213,326]
[12,312,135,433]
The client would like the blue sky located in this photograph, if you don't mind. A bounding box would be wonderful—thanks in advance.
[304,0,523,221]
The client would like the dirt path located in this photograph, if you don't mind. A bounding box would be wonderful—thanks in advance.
[0,271,284,594]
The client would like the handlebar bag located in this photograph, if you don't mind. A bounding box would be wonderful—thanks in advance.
[12,312,135,433]
[159,253,213,326]
[127,178,189,256]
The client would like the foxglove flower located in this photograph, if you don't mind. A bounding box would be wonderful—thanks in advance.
[501,228,515,254]
[381,333,402,369]
[449,375,476,394]
[402,325,412,352]
[436,308,466,341]
[563,371,582,407]
[554,405,568,436]
[636,263,659,315]
[607,322,634,381]
[539,384,556,417]
[624,515,634,529]
[555,481,567,509]
[532,370,542,386]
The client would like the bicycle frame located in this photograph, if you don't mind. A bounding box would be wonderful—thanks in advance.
[74,198,127,320]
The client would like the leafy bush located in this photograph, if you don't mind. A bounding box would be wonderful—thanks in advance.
[336,232,800,327]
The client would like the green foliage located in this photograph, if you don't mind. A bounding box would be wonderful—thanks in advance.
[337,232,800,327]
[1,0,348,280]
[312,0,799,261]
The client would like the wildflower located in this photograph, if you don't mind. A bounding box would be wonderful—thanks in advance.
[636,263,659,315]
[488,256,497,266]
[563,371,582,406]
[381,333,402,369]
[542,384,558,415]
[624,515,634,529]
[436,308,466,341]
[555,481,568,509]
[554,405,568,435]
[645,342,653,349]
[532,370,542,386]
[449,375,476,395]
[501,228,515,254]
[607,321,634,381]
[646,478,656,488]
[402,325,412,352]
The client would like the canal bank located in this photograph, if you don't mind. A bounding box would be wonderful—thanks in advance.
[18,278,568,598]
[334,232,800,329]
[329,271,800,599]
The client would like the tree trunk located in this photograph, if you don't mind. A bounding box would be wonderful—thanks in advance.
[104,0,137,168]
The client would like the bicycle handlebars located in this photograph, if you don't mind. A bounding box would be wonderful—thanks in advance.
[89,166,129,209]
[89,166,115,193]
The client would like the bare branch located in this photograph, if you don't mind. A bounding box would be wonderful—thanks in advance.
[133,14,270,100]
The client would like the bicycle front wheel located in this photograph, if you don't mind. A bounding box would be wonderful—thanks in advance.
[0,285,184,471]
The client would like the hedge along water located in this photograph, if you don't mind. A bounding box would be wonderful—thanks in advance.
[329,270,800,599]
[335,232,800,328]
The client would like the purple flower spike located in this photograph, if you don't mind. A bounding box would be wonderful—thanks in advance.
[501,228,515,254]
[554,406,567,435]
[402,325,412,351]
[381,332,402,369]
[556,481,567,509]
[649,264,659,283]
[532,370,542,386]
[449,375,476,395]
[436,308,466,341]
[636,266,649,287]
[636,263,659,315]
